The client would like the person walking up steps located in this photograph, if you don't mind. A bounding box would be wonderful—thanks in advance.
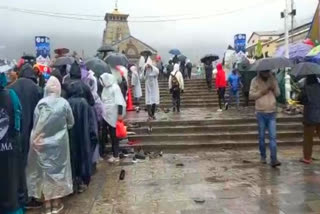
[215,63,228,112]
[250,70,281,168]
[228,68,241,110]
[169,64,184,113]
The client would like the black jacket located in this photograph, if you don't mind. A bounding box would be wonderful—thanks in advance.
[301,83,320,125]
[0,89,21,213]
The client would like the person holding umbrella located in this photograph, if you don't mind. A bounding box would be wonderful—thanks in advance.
[249,70,281,167]
[204,60,213,90]
[142,57,160,120]
[293,62,320,164]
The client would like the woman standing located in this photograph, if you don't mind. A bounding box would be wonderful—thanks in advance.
[26,76,74,214]
[142,58,160,120]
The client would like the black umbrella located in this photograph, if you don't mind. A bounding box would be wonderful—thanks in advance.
[105,53,129,68]
[178,55,187,62]
[85,57,111,78]
[52,56,75,67]
[97,44,115,53]
[249,57,293,71]
[54,48,70,55]
[291,62,320,78]
[201,54,219,63]
[21,54,36,60]
[140,50,153,57]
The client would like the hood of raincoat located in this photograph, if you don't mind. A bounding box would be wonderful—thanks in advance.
[130,65,138,73]
[100,72,116,88]
[146,57,153,66]
[44,76,61,97]
[19,64,37,83]
[66,81,84,98]
[173,64,180,73]
[69,62,81,79]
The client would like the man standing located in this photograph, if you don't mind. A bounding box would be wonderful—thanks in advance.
[186,60,193,80]
[169,64,184,112]
[250,70,281,167]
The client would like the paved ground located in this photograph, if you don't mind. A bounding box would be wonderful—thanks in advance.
[27,146,320,214]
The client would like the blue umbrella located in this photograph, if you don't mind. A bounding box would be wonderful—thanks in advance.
[305,53,320,64]
[275,43,313,61]
[169,49,181,55]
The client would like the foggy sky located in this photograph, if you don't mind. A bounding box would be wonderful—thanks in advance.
[0,0,318,62]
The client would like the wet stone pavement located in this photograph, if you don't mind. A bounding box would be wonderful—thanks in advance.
[27,146,320,214]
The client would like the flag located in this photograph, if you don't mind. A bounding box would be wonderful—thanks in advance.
[308,2,320,44]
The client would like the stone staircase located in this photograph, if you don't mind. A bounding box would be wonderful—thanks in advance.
[140,79,253,108]
[126,79,306,150]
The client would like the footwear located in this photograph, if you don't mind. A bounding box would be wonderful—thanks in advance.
[152,116,156,120]
[77,184,88,193]
[300,158,312,164]
[260,158,267,164]
[225,103,229,110]
[177,108,180,113]
[132,157,137,163]
[217,109,223,112]
[107,157,120,163]
[271,161,282,168]
[52,203,64,214]
[173,107,176,112]
[26,199,43,210]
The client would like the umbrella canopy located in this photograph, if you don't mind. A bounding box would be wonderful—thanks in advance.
[275,43,313,60]
[178,55,187,62]
[0,64,13,73]
[52,56,75,67]
[85,57,111,78]
[140,50,153,57]
[249,57,293,71]
[201,54,219,63]
[104,53,129,68]
[291,62,320,78]
[97,45,115,53]
[169,49,181,55]
[305,53,320,64]
[307,45,320,57]
[21,54,36,60]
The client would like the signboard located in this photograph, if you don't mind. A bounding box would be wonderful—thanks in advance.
[35,36,50,65]
[234,34,246,53]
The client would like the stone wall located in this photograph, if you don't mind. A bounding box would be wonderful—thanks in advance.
[103,21,130,45]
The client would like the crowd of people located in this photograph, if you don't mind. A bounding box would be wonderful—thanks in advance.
[1,50,320,214]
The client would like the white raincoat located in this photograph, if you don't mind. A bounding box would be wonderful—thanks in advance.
[100,73,126,128]
[26,76,74,200]
[130,66,142,98]
[169,64,184,90]
[141,58,160,105]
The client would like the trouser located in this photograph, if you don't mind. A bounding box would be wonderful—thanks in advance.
[256,112,278,163]
[229,89,240,109]
[206,79,212,89]
[243,91,249,107]
[102,120,119,158]
[147,104,156,118]
[172,89,181,111]
[303,124,320,160]
[187,69,192,79]
[217,87,226,109]
[134,97,140,106]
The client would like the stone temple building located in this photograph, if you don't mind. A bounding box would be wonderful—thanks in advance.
[102,6,157,63]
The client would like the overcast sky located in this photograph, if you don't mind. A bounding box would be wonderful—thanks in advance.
[0,0,318,62]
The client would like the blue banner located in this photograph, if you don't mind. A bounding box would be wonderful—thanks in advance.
[234,34,246,53]
[35,36,50,59]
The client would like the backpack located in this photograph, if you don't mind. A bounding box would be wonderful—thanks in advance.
[171,71,180,90]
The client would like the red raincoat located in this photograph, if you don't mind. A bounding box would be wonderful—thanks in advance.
[215,63,227,88]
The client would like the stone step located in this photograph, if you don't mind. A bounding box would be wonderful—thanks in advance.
[130,116,302,127]
[121,138,316,150]
[129,123,301,134]
[128,130,301,142]
[141,103,254,108]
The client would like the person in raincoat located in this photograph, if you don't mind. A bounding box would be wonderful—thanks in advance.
[67,81,94,193]
[204,60,213,90]
[0,73,24,214]
[142,58,160,119]
[99,73,126,163]
[130,65,142,112]
[227,68,242,110]
[33,64,46,88]
[26,76,74,214]
[8,64,43,210]
[169,64,184,112]
[215,63,228,111]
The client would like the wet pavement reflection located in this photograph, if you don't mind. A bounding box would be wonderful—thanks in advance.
[27,146,320,214]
